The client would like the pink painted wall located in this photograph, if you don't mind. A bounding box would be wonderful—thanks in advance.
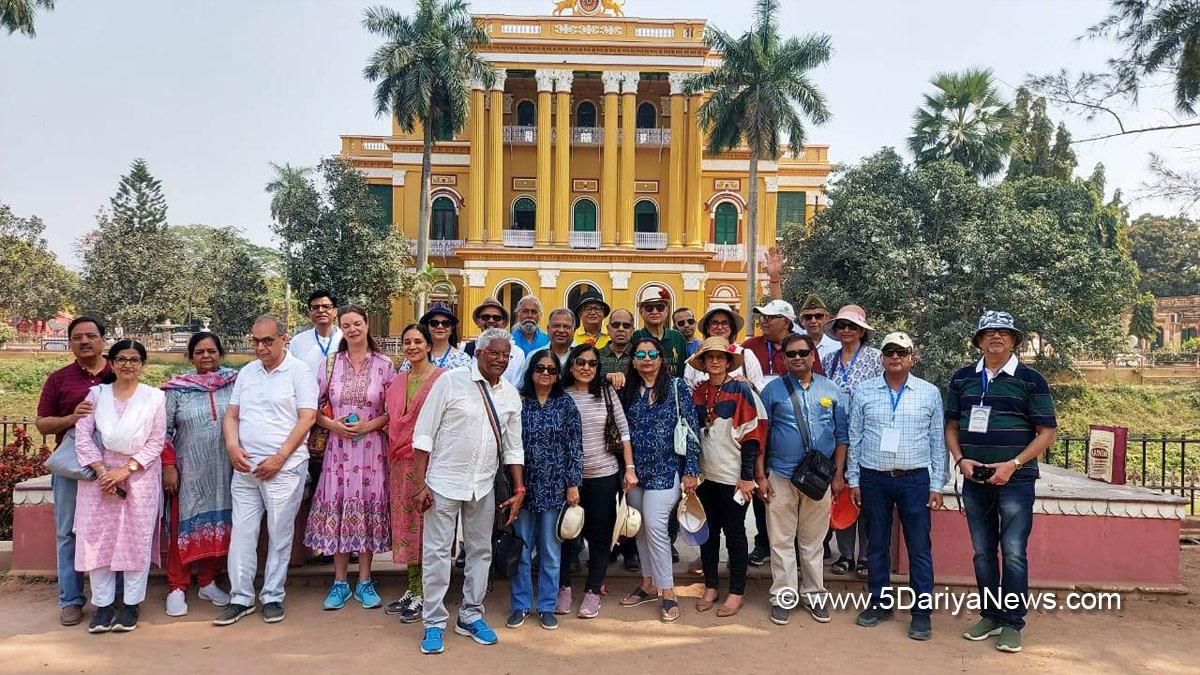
[12,502,56,573]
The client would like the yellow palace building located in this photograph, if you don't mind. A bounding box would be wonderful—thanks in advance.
[337,0,830,336]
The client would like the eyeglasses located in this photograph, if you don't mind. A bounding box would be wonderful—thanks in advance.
[532,364,559,375]
[478,349,511,361]
[980,329,1011,338]
[707,319,731,327]
[427,319,452,328]
[833,321,860,332]
[479,314,504,323]
[309,303,335,312]
[642,304,667,313]
[113,356,143,366]
[192,348,220,357]
[882,348,911,357]
[634,350,660,360]
[573,358,599,368]
[800,313,827,321]
[581,305,603,313]
[251,337,278,347]
[609,321,633,329]
[784,348,812,358]
[758,315,785,323]
[675,318,696,326]
[70,333,101,342]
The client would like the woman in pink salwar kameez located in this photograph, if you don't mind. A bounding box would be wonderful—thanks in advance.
[74,340,166,634]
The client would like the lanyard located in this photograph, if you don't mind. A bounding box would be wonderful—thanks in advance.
[316,331,334,357]
[766,341,777,375]
[835,344,862,385]
[887,382,906,422]
[434,347,452,368]
[980,368,994,404]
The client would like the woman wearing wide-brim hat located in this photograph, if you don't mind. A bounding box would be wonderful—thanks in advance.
[683,304,765,392]
[688,337,766,617]
[404,306,472,372]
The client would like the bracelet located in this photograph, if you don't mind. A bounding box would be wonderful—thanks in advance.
[514,485,526,494]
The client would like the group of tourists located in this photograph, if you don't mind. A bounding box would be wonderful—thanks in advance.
[37,283,1055,656]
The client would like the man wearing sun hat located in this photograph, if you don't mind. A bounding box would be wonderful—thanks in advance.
[630,285,688,377]
[846,331,947,641]
[571,290,612,349]
[946,310,1057,654]
[462,297,526,387]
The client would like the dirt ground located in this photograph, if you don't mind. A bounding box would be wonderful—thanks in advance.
[1,549,1197,675]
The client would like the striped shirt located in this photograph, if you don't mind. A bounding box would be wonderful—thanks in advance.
[945,355,1057,471]
[567,387,630,479]
[847,374,948,488]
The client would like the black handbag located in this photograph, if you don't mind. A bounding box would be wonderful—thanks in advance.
[601,384,624,457]
[783,376,836,501]
[476,381,522,579]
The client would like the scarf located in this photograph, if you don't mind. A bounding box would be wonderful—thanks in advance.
[386,368,446,460]
[161,367,237,393]
[93,383,164,456]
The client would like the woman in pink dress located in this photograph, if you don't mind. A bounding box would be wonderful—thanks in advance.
[382,323,445,623]
[74,339,166,633]
[303,306,395,610]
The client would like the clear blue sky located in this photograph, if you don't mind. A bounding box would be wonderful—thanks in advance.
[0,0,1188,264]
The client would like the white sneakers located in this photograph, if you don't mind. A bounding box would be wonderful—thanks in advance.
[198,582,232,607]
[165,589,188,617]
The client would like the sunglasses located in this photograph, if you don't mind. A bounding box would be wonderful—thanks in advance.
[882,348,911,357]
[634,350,661,360]
[800,313,827,321]
[675,318,696,326]
[642,304,667,313]
[833,321,860,332]
[532,364,559,375]
[784,348,812,358]
[479,314,504,322]
[609,321,633,329]
[573,358,599,368]
[427,319,453,328]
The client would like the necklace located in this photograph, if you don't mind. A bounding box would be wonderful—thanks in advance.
[702,380,724,427]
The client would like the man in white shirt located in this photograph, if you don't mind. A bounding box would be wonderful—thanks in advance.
[290,290,343,379]
[413,327,526,655]
[214,315,318,627]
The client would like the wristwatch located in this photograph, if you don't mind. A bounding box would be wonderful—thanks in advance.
[127,459,141,473]
[1010,458,1022,468]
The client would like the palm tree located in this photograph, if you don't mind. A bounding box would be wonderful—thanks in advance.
[265,162,316,239]
[686,0,832,329]
[1089,0,1200,115]
[362,0,494,314]
[1,0,53,37]
[908,68,1012,180]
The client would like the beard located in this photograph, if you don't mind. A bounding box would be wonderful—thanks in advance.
[520,320,538,334]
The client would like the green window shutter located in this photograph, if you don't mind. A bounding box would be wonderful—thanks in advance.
[714,203,738,244]
[776,191,807,228]
[634,201,658,232]
[513,197,536,230]
[367,184,393,233]
[573,200,597,231]
[431,197,457,240]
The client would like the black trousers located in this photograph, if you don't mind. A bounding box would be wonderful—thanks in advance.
[561,471,621,593]
[696,480,750,595]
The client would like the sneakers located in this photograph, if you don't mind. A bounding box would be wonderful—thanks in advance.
[112,604,139,632]
[88,605,116,633]
[506,609,529,629]
[555,586,572,615]
[748,544,770,567]
[400,596,424,624]
[421,627,445,655]
[385,590,416,616]
[803,599,831,623]
[855,607,894,627]
[539,611,558,630]
[165,589,189,617]
[996,627,1023,653]
[323,580,352,610]
[455,617,498,645]
[212,603,255,626]
[963,616,1003,640]
[198,582,231,607]
[577,591,602,619]
[355,579,382,609]
[262,602,285,623]
[60,604,84,626]
[908,614,932,641]
[769,605,790,625]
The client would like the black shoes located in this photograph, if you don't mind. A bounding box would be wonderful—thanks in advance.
[769,605,790,625]
[112,604,139,632]
[908,614,932,641]
[855,607,894,627]
[748,544,770,567]
[88,605,116,634]
[212,603,256,626]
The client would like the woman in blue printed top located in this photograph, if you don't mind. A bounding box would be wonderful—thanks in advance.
[507,349,582,632]
[617,336,701,623]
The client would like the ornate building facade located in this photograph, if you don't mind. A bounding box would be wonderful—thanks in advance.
[337,2,830,335]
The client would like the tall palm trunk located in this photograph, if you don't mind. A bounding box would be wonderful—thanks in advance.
[745,147,760,332]
[415,117,433,316]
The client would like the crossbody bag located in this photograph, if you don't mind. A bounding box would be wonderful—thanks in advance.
[783,376,836,501]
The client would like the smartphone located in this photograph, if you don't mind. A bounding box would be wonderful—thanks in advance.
[733,490,748,506]
[345,413,363,442]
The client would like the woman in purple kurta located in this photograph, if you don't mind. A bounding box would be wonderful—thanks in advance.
[74,339,166,633]
[303,306,395,610]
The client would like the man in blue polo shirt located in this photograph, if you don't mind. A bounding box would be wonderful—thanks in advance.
[513,296,549,356]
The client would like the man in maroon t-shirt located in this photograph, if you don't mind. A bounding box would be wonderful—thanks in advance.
[35,316,111,627]
[743,299,795,384]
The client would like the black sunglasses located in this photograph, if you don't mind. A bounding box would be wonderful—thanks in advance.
[532,364,559,375]
[610,321,633,329]
[882,348,911,357]
[573,358,599,368]
[833,321,860,331]
[784,348,812,358]
[427,319,453,328]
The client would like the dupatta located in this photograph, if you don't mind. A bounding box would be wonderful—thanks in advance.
[385,368,445,460]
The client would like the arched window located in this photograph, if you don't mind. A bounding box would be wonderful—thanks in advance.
[634,200,658,233]
[576,101,597,127]
[572,199,597,232]
[516,100,535,126]
[713,202,738,245]
[496,281,529,320]
[636,102,657,129]
[431,196,458,240]
[512,197,536,230]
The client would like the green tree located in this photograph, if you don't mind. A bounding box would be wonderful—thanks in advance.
[1129,292,1159,347]
[908,68,1012,180]
[1128,213,1200,295]
[1090,0,1200,115]
[110,158,169,232]
[1,0,53,37]
[780,149,1137,385]
[209,241,270,336]
[362,0,494,312]
[170,224,275,331]
[266,158,416,317]
[685,0,832,328]
[1005,88,1078,180]
[0,203,76,321]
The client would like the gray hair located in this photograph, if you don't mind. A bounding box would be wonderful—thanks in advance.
[475,327,512,351]
[516,295,543,312]
[547,308,575,326]
[253,314,287,336]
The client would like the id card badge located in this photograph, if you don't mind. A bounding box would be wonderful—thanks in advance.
[968,405,992,433]
[880,426,900,455]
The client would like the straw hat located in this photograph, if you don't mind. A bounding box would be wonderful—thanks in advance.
[472,297,509,323]
[685,336,744,373]
[611,493,642,549]
[557,504,585,542]
[636,285,672,306]
[698,303,745,338]
[823,304,875,342]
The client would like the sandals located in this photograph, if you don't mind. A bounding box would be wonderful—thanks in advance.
[831,556,853,576]
[855,559,869,577]
[620,587,659,607]
[660,598,680,623]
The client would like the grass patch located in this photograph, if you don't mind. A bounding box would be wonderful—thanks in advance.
[1051,381,1200,438]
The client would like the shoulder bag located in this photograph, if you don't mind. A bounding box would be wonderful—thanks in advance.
[671,377,700,457]
[601,385,624,457]
[476,380,522,579]
[44,428,97,482]
[306,354,338,456]
[783,376,836,501]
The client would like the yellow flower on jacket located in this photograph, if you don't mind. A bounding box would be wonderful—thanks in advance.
[819,396,833,408]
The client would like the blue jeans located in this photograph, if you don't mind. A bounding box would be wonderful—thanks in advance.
[860,468,933,617]
[962,475,1036,630]
[52,475,86,608]
[511,507,562,613]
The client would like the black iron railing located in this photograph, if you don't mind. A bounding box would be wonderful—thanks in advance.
[0,418,50,451]
[1048,434,1197,514]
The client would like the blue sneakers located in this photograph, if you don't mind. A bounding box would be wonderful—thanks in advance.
[455,617,499,645]
[354,579,382,609]
[323,580,352,610]
[420,627,445,655]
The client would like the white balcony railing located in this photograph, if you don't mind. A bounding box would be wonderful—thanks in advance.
[634,231,667,250]
[569,230,600,249]
[429,239,464,257]
[706,242,745,262]
[503,229,535,248]
[503,126,537,144]
[634,128,671,146]
[571,127,603,144]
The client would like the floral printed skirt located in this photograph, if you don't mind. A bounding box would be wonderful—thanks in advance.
[388,454,424,565]
[303,431,391,555]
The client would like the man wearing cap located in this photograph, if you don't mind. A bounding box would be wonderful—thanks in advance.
[796,294,841,375]
[462,298,527,387]
[631,286,688,377]
[513,296,550,356]
[847,332,947,641]
[673,307,702,356]
[743,299,796,387]
[946,311,1057,654]
[757,333,848,626]
[572,290,611,349]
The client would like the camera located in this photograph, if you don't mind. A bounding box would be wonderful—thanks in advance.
[971,465,996,482]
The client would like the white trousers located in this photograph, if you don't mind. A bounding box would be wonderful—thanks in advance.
[227,462,308,607]
[90,567,148,607]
